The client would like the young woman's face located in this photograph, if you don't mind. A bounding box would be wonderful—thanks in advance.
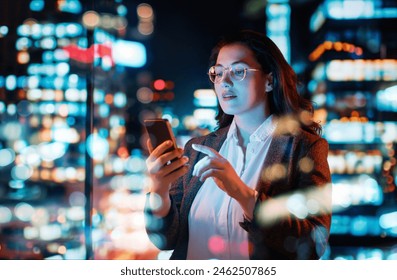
[214,43,270,117]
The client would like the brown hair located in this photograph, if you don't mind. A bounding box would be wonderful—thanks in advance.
[209,30,321,135]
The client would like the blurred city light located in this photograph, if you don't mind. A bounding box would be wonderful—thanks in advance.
[193,89,217,107]
[57,0,82,14]
[86,133,110,161]
[112,39,146,68]
[0,0,396,262]
[82,11,100,29]
[0,25,9,37]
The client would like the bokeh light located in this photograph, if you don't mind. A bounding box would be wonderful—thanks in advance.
[0,206,13,223]
[125,156,146,173]
[136,87,153,104]
[17,51,30,64]
[208,235,226,255]
[137,3,154,19]
[69,191,86,207]
[17,100,33,117]
[86,133,110,161]
[0,148,16,167]
[15,202,35,222]
[82,11,100,29]
[1,122,22,140]
[286,193,309,219]
[11,164,33,181]
[0,25,9,37]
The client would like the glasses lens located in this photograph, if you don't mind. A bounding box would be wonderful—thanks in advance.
[209,66,223,83]
[231,66,246,81]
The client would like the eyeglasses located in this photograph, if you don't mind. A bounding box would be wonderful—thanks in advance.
[208,65,260,84]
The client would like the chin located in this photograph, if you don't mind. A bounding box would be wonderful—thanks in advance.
[222,107,241,116]
[220,102,247,116]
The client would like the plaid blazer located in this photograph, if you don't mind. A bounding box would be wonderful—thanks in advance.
[145,124,332,259]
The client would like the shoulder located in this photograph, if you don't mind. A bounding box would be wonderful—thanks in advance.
[294,128,329,155]
[298,128,326,144]
[272,122,328,155]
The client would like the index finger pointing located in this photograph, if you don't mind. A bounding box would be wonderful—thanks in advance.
[192,144,219,158]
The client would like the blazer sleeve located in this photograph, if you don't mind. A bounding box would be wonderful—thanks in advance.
[240,137,332,259]
[144,192,180,250]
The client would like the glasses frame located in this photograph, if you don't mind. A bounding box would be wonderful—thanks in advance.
[208,65,260,84]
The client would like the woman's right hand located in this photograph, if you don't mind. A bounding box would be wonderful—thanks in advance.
[145,139,189,216]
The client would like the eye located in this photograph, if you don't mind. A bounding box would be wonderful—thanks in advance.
[213,67,224,77]
[208,66,224,83]
[233,67,245,77]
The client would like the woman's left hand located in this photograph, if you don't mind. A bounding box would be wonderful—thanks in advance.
[191,144,251,201]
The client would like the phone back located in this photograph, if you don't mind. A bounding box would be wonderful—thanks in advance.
[144,119,176,153]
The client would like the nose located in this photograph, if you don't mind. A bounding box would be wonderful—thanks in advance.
[220,68,233,86]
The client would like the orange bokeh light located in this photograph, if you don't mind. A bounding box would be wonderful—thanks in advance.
[117,146,129,158]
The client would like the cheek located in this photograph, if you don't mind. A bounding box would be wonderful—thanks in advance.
[246,81,265,100]
[214,85,223,98]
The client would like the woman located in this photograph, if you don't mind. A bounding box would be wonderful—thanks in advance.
[144,30,332,260]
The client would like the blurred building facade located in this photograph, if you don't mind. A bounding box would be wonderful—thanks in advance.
[0,0,396,260]
[306,0,397,260]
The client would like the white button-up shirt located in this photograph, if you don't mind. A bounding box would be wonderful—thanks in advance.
[187,116,277,259]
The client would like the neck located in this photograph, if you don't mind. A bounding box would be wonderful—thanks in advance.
[234,109,270,148]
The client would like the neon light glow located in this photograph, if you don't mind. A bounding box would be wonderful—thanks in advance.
[309,41,363,61]
[62,44,113,64]
[62,40,146,68]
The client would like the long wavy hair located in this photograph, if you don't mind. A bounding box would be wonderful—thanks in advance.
[209,30,321,136]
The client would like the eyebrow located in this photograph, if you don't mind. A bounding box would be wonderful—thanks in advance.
[215,60,250,67]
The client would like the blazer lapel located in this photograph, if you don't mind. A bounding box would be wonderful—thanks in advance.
[180,126,230,216]
[255,133,294,196]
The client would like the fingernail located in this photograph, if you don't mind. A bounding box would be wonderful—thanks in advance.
[183,156,189,162]
[166,140,172,145]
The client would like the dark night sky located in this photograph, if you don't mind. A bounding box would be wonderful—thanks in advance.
[0,0,319,117]
[142,0,319,116]
[143,0,267,117]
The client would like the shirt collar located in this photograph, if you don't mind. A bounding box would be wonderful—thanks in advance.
[251,115,277,141]
[226,115,277,143]
[226,119,239,142]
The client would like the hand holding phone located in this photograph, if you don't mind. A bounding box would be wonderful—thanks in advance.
[144,119,177,154]
[144,119,189,215]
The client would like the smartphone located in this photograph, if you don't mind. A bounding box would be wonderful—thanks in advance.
[144,119,177,154]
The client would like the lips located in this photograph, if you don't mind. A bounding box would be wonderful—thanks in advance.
[222,91,237,100]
